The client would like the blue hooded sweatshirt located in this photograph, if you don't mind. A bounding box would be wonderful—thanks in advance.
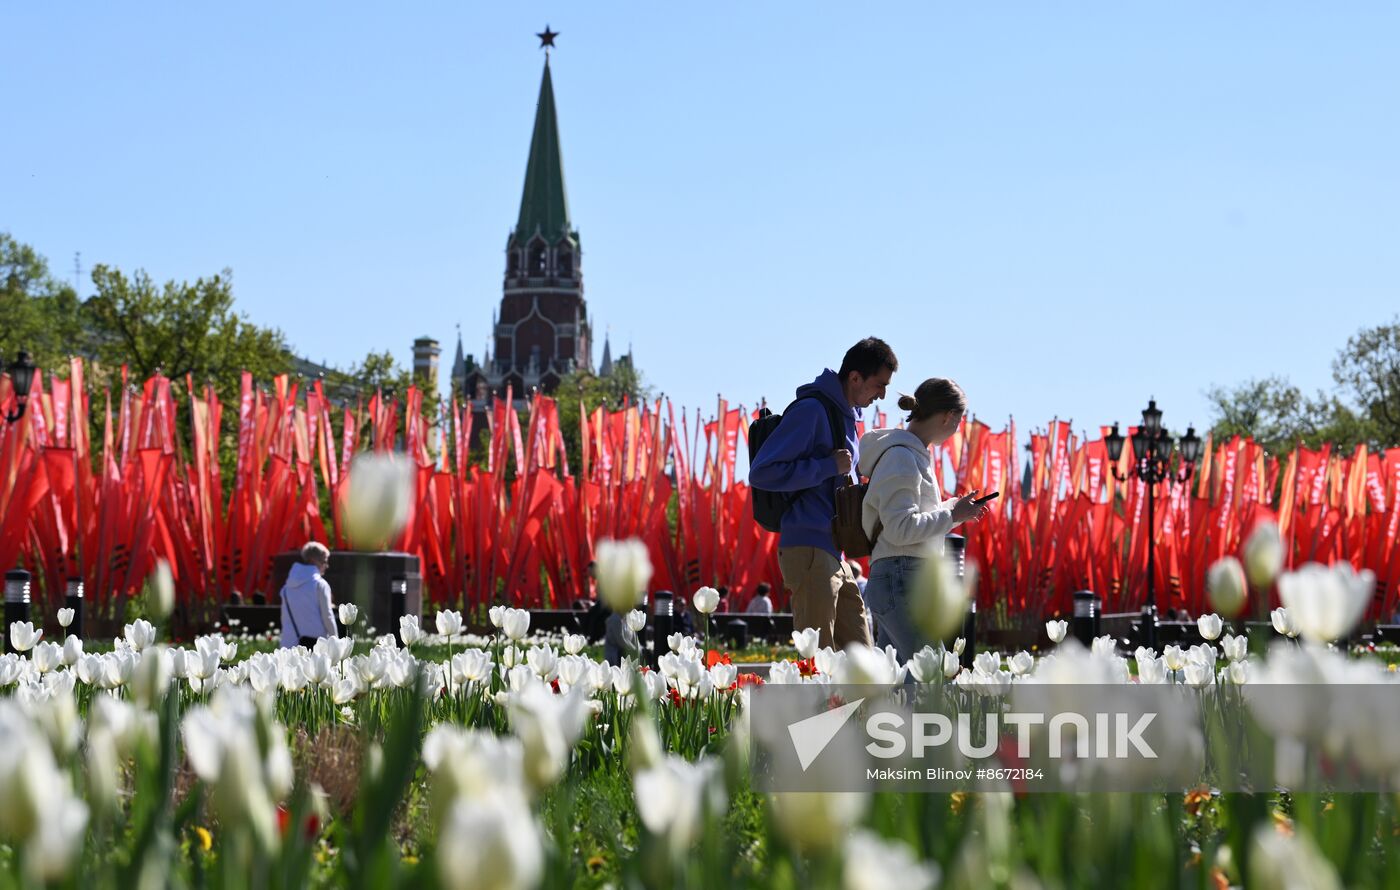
[749,369,861,557]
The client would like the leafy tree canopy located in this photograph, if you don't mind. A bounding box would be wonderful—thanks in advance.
[1207,318,1400,452]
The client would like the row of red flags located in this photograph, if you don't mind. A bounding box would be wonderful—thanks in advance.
[2,361,1398,621]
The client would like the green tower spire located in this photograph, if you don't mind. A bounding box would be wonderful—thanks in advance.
[511,59,572,248]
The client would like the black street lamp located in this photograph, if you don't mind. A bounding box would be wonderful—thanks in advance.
[1105,399,1201,650]
[4,352,36,424]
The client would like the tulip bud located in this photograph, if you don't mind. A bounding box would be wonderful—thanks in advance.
[1207,557,1248,618]
[594,538,653,613]
[1045,619,1068,643]
[338,603,359,626]
[1243,522,1284,591]
[342,453,413,550]
[56,608,74,629]
[909,552,971,643]
[148,560,175,622]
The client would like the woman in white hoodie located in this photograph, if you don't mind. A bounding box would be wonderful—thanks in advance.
[279,541,339,648]
[857,378,986,661]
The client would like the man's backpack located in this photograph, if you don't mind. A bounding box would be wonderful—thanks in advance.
[749,393,846,533]
[831,445,910,558]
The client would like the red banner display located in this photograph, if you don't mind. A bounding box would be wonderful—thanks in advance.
[2,362,1398,624]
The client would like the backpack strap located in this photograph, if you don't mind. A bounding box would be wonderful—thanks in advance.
[787,392,849,470]
[863,443,917,547]
[283,593,304,640]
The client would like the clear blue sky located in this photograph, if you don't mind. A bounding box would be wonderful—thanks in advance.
[6,3,1398,447]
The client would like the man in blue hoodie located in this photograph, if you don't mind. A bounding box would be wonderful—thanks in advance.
[750,337,897,650]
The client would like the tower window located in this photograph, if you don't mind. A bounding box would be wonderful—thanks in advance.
[529,241,547,275]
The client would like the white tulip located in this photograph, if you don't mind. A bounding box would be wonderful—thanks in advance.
[843,829,939,890]
[338,603,359,626]
[692,586,720,615]
[1045,619,1068,643]
[953,637,966,656]
[488,605,506,628]
[1183,661,1214,688]
[1137,655,1168,685]
[973,668,1014,698]
[942,650,961,679]
[437,793,543,890]
[1207,557,1248,618]
[1277,563,1374,643]
[507,684,589,792]
[838,644,897,686]
[124,619,157,652]
[1227,660,1249,685]
[399,615,425,647]
[626,609,647,633]
[25,788,88,881]
[31,642,62,675]
[56,608,74,629]
[1249,823,1342,890]
[501,608,531,642]
[1008,651,1035,676]
[769,790,868,853]
[1091,636,1117,658]
[526,646,559,681]
[342,452,414,549]
[1270,607,1299,638]
[562,633,587,656]
[972,651,1001,676]
[8,622,41,653]
[435,610,464,639]
[1243,521,1284,590]
[594,538,654,613]
[907,647,941,684]
[791,628,821,659]
[1197,613,1224,642]
[634,755,725,861]
[1221,634,1248,662]
[132,646,173,707]
[1162,645,1186,672]
[333,677,361,704]
[61,636,83,667]
[709,662,737,690]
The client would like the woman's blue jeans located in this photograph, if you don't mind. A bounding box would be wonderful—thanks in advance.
[863,555,932,664]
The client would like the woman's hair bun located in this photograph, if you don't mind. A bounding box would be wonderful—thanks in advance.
[896,394,919,412]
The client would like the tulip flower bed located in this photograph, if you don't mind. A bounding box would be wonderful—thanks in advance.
[3,567,1400,889]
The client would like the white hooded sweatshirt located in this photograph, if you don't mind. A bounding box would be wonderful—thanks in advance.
[857,428,959,563]
[280,562,338,648]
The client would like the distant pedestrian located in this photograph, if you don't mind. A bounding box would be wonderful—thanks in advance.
[746,582,775,615]
[280,541,339,649]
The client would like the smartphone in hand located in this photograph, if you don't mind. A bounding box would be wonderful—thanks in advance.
[973,491,1001,506]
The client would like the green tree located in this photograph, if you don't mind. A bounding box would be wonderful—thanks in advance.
[1206,318,1399,452]
[0,232,86,369]
[1332,317,1400,447]
[555,361,653,473]
[83,264,293,400]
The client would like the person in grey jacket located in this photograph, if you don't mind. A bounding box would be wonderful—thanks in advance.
[857,379,987,661]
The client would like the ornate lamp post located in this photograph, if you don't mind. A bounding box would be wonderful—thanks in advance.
[4,351,36,424]
[1104,399,1203,650]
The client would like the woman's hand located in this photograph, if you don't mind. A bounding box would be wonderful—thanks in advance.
[951,490,989,524]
